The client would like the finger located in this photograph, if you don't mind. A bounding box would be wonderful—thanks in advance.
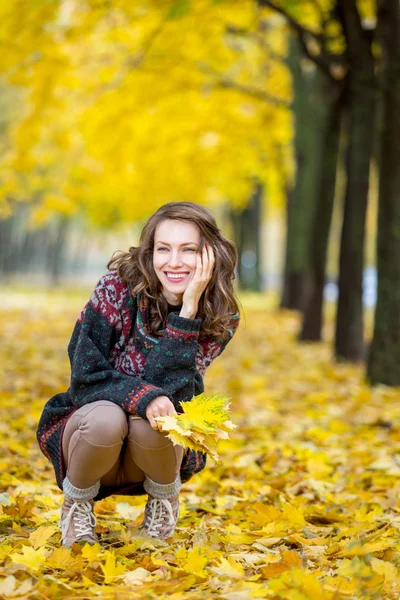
[194,252,202,278]
[155,412,170,428]
[203,245,214,280]
[148,415,158,430]
[201,245,209,277]
[205,245,214,277]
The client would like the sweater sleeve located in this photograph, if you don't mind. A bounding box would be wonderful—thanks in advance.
[143,311,240,411]
[68,273,166,418]
[195,312,240,377]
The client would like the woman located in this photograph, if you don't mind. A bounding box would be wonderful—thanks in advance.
[36,202,240,548]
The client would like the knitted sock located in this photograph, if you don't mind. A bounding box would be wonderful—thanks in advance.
[62,476,100,502]
[143,474,181,499]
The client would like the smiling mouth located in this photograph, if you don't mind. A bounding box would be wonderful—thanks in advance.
[164,272,189,282]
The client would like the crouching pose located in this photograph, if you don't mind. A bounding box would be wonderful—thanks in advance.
[36,201,240,547]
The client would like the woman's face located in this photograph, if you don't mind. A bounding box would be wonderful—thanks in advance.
[153,218,201,305]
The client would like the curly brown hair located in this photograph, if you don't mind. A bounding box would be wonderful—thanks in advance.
[107,202,240,340]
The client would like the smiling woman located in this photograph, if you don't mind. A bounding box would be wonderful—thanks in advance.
[36,201,240,548]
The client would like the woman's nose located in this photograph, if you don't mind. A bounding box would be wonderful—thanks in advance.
[168,251,183,267]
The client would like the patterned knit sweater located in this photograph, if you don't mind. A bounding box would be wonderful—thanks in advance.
[36,269,240,500]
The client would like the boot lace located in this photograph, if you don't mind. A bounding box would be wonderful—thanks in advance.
[144,498,176,537]
[60,500,97,544]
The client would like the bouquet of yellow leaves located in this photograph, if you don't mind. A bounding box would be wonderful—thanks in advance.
[155,393,236,462]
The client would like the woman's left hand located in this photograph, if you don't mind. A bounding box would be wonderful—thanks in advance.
[180,244,215,319]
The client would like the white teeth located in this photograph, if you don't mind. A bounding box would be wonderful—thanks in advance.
[166,273,188,279]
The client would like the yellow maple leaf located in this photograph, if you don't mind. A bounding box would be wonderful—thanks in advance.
[100,551,126,584]
[323,575,358,596]
[268,568,325,598]
[370,557,400,583]
[225,524,257,545]
[212,556,245,580]
[161,429,205,452]
[156,393,235,461]
[179,394,232,431]
[179,546,209,578]
[9,545,49,571]
[29,525,58,549]
[339,538,398,558]
[281,503,306,526]
[46,546,74,569]
[81,542,102,563]
[156,415,192,437]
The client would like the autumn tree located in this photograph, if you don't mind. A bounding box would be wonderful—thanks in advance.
[0,0,292,227]
[259,0,379,364]
[367,0,400,385]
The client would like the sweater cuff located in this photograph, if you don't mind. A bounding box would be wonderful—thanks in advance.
[165,312,202,340]
[125,383,167,419]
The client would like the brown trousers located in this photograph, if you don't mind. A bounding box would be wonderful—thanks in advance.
[61,401,184,489]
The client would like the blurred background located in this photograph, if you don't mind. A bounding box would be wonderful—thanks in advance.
[0,0,398,385]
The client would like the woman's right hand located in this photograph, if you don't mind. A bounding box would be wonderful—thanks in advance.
[145,395,177,430]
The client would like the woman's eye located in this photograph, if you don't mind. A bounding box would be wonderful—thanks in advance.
[157,246,196,252]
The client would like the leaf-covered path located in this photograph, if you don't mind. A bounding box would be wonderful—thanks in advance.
[1,290,400,599]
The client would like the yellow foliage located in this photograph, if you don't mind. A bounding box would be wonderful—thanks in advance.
[212,555,245,579]
[9,545,49,571]
[0,288,399,599]
[0,0,293,225]
[100,550,126,584]
[28,525,58,549]
[157,393,236,461]
[178,546,209,577]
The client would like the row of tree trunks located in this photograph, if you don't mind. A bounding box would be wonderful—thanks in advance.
[0,205,77,284]
[367,0,400,385]
[279,0,378,364]
[280,0,400,383]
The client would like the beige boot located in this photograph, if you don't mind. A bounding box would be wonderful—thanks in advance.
[60,476,100,548]
[141,474,181,540]
[59,495,99,548]
[141,494,180,539]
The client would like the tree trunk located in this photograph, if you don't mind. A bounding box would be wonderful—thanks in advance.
[367,0,400,385]
[48,216,69,285]
[335,86,375,360]
[280,186,305,309]
[300,78,342,340]
[231,181,263,291]
[335,0,376,361]
[281,38,326,311]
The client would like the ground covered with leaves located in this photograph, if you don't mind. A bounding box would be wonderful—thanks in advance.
[1,289,400,599]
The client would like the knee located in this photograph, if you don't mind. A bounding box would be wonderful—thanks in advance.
[78,403,128,445]
[128,418,172,449]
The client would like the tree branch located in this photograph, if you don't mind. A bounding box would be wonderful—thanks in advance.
[336,0,373,63]
[258,0,347,81]
[296,32,343,80]
[258,0,323,42]
[218,78,289,107]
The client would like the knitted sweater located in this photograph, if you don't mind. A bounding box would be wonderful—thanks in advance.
[36,269,240,500]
